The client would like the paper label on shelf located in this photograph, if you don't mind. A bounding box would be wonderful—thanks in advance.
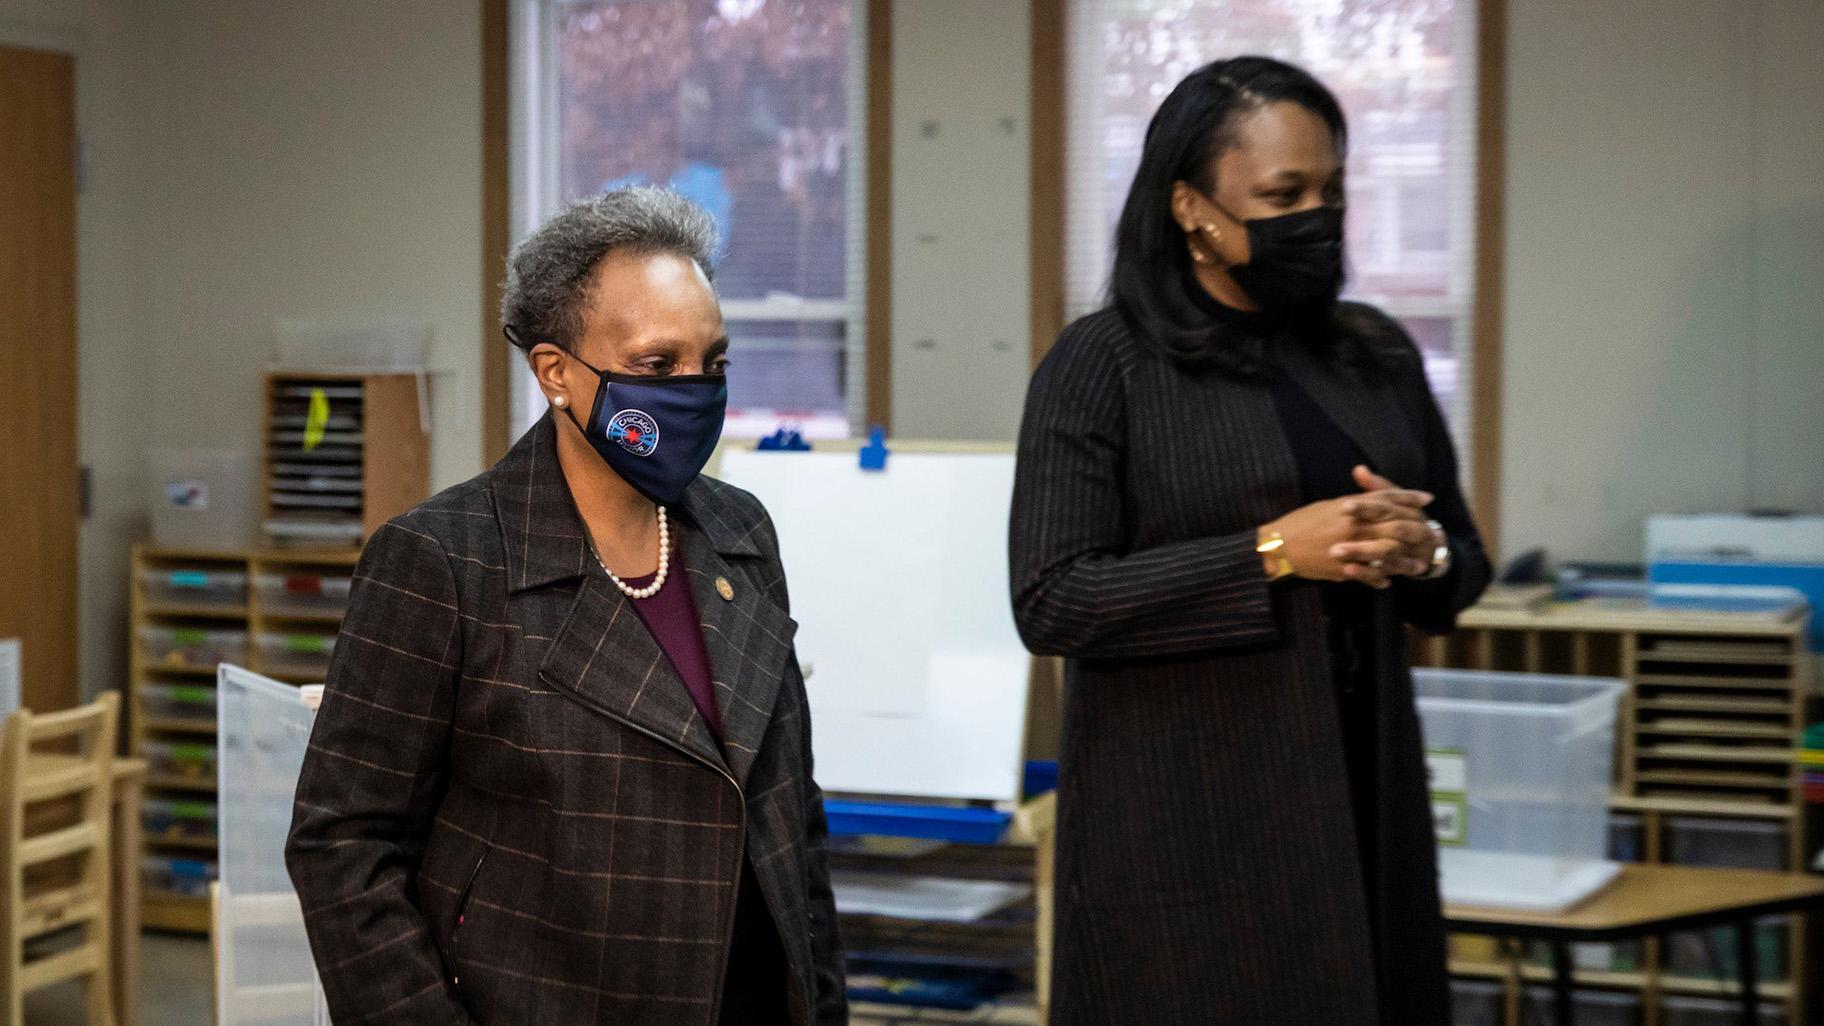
[163,478,209,510]
[1426,747,1468,846]
[0,639,18,719]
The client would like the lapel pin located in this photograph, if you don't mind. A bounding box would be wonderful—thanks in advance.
[715,576,735,601]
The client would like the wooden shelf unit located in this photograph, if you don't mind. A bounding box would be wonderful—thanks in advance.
[130,544,361,932]
[1414,600,1816,1026]
[261,371,428,549]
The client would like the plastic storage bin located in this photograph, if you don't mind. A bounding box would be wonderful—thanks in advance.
[139,626,248,671]
[143,798,218,843]
[143,739,216,782]
[140,682,216,723]
[1449,978,1503,1026]
[149,447,257,549]
[140,568,248,609]
[1520,987,1640,1026]
[253,572,353,617]
[1660,995,1787,1026]
[1663,817,1789,983]
[256,631,338,679]
[217,665,328,1025]
[1414,669,1626,910]
[142,855,218,898]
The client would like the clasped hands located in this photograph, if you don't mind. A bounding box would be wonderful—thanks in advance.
[1259,466,1445,589]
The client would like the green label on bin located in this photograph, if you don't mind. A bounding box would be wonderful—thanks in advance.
[171,801,214,819]
[170,744,212,763]
[285,634,331,654]
[1426,747,1468,847]
[171,627,206,646]
[170,686,212,705]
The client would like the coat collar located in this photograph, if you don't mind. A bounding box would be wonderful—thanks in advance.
[498,413,793,786]
[491,413,764,594]
[1270,331,1426,487]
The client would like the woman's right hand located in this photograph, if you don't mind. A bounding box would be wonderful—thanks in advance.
[1260,488,1433,587]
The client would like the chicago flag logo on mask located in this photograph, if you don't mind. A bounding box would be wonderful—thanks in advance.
[607,409,660,457]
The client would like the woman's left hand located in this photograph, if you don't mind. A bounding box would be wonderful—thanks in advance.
[1329,466,1445,581]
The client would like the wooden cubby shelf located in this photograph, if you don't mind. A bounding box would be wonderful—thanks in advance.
[130,543,363,933]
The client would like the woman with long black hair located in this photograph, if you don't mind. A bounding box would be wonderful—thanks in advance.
[1009,57,1490,1024]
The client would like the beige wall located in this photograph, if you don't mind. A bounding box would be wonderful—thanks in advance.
[1498,0,1824,563]
[4,0,485,700]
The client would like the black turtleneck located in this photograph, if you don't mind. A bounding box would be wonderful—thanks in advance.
[1183,267,1384,940]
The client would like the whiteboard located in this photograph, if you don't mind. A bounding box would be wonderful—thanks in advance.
[717,448,1029,801]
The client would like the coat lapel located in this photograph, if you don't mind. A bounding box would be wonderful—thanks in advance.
[539,571,728,772]
[677,490,797,790]
[1273,338,1426,487]
[495,414,726,772]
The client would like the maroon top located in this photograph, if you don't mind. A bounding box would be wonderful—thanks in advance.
[623,545,723,738]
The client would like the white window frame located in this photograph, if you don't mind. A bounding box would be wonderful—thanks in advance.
[507,0,870,440]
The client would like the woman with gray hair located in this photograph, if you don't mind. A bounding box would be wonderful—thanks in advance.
[287,186,848,1026]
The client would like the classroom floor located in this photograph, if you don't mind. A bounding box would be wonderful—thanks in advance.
[23,932,212,1025]
[19,932,1037,1025]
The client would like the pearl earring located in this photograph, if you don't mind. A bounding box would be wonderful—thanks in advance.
[553,394,568,409]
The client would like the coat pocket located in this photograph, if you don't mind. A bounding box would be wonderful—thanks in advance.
[447,847,489,986]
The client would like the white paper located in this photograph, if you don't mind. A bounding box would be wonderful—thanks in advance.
[718,449,1030,801]
[832,870,1032,923]
[0,639,19,719]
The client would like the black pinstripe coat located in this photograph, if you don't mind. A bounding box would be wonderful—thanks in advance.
[286,414,846,1026]
[1009,305,1490,1025]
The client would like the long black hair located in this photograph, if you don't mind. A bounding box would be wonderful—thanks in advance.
[1110,56,1351,375]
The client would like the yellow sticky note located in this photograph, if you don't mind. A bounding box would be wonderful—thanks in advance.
[303,388,330,451]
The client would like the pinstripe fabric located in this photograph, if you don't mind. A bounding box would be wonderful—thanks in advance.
[286,413,846,1026]
[1009,306,1490,1026]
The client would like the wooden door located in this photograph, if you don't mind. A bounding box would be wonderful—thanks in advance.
[0,46,79,712]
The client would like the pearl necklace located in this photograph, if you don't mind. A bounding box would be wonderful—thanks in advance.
[590,505,669,600]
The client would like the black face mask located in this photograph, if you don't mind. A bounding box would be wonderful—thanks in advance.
[559,351,728,507]
[1215,202,1347,314]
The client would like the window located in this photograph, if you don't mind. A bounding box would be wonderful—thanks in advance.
[511,0,867,439]
[1064,0,1479,451]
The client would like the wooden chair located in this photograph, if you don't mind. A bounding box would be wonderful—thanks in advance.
[0,693,120,1026]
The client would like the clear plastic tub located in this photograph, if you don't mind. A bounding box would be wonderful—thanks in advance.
[140,682,217,723]
[143,739,217,782]
[142,855,218,898]
[217,665,328,1024]
[1449,978,1503,1026]
[1660,995,1787,1026]
[1414,669,1626,910]
[140,626,248,670]
[143,798,218,843]
[140,568,248,609]
[253,572,353,617]
[256,631,338,679]
[1520,987,1640,1026]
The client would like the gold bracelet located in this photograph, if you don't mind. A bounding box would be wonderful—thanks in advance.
[1256,529,1296,581]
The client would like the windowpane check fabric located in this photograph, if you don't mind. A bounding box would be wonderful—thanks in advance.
[286,413,847,1026]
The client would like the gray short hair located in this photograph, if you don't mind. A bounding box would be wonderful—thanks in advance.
[500,186,720,352]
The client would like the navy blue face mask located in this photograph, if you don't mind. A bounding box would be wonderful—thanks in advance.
[558,351,728,507]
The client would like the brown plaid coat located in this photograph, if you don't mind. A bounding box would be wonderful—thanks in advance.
[287,414,847,1025]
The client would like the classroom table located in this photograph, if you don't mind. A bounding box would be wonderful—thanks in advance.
[1444,863,1824,1026]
